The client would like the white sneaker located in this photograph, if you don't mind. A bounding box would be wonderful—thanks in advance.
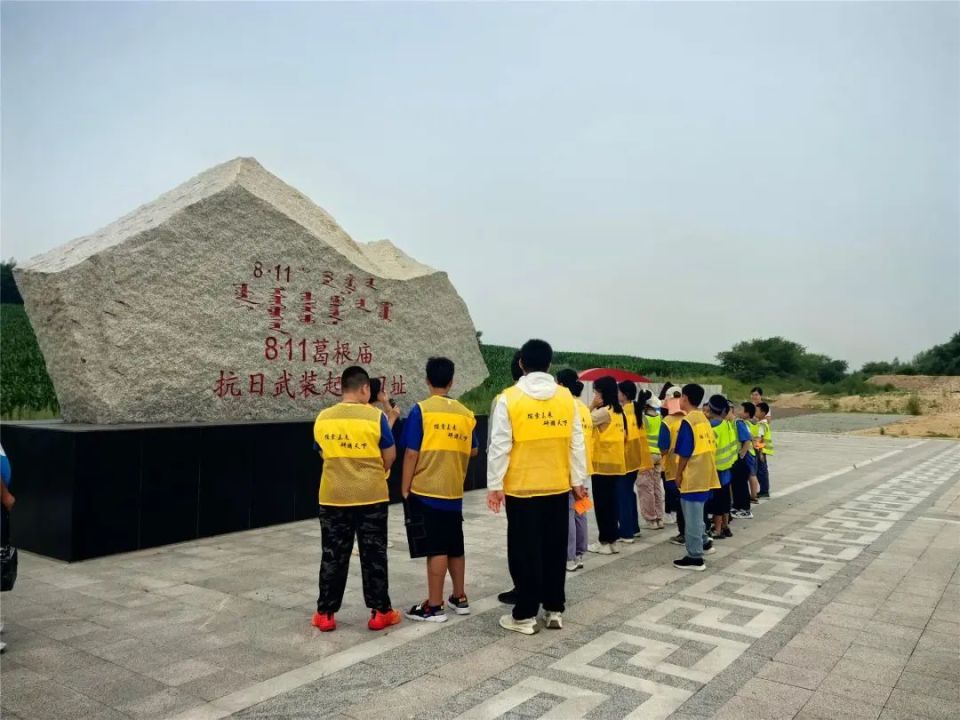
[499,614,539,635]
[611,542,621,554]
[619,537,636,544]
[0,641,5,653]
[664,513,677,525]
[645,520,660,529]
[587,542,614,555]
[576,554,584,569]
[566,560,579,572]
[544,611,563,630]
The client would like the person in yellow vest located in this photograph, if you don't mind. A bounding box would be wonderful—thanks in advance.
[617,381,653,541]
[587,376,628,555]
[659,386,687,544]
[496,350,526,607]
[757,402,773,498]
[312,366,400,633]
[400,357,479,623]
[673,384,721,571]
[705,395,736,540]
[487,339,588,635]
[556,369,591,572]
[637,393,665,529]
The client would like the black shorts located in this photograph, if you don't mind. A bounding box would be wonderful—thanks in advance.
[404,494,465,559]
[708,485,732,516]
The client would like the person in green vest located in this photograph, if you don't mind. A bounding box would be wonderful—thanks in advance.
[757,401,773,497]
[637,393,665,529]
[705,395,736,540]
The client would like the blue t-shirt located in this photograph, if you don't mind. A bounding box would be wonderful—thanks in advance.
[0,445,10,488]
[402,402,479,512]
[674,420,711,502]
[658,423,673,453]
[735,419,755,473]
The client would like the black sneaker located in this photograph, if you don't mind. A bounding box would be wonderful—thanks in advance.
[708,529,721,540]
[447,594,470,616]
[758,492,770,498]
[497,589,518,605]
[405,600,447,623]
[703,541,716,555]
[669,534,685,545]
[722,527,733,538]
[673,556,706,572]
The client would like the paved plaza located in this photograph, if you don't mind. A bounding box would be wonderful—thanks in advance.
[1,432,958,720]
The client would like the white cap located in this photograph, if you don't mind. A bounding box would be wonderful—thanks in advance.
[645,396,661,410]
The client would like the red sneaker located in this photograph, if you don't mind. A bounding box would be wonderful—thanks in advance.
[367,608,401,631]
[312,611,336,632]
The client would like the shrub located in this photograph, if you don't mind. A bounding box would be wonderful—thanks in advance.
[906,395,922,416]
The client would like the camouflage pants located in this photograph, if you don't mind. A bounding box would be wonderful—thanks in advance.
[317,503,391,614]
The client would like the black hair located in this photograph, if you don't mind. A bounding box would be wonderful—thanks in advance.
[658,382,674,401]
[426,356,455,388]
[618,380,644,430]
[556,369,584,398]
[520,339,553,373]
[682,383,705,407]
[741,401,756,418]
[594,376,624,415]
[510,351,524,381]
[342,365,370,393]
[368,376,382,401]
[751,387,763,396]
[757,402,770,414]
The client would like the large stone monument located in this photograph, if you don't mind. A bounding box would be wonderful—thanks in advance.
[16,157,487,423]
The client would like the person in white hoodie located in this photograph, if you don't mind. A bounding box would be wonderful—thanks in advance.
[487,339,588,635]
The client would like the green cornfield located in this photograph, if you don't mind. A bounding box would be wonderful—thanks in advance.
[1,303,59,418]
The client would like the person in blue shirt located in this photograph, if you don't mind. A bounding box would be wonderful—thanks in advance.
[731,402,757,519]
[1,443,14,653]
[400,358,479,623]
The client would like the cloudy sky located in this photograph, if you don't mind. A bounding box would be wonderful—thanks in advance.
[2,1,957,368]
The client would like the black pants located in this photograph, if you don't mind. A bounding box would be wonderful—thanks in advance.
[317,503,391,614]
[664,479,683,534]
[591,474,621,544]
[731,458,752,512]
[506,492,568,620]
[1,505,9,546]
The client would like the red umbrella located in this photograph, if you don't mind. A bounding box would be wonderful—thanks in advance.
[578,368,651,383]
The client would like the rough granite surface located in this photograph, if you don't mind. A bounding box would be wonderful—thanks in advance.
[16,157,487,423]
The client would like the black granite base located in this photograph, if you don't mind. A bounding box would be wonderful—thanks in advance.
[0,416,488,562]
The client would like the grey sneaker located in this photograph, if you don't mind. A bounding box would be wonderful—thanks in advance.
[499,614,539,635]
[544,611,563,630]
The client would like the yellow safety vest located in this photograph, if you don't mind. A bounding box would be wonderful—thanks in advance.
[679,410,721,494]
[502,385,575,497]
[314,403,388,506]
[713,418,738,472]
[593,407,627,476]
[410,395,477,499]
[624,405,654,472]
[645,413,663,456]
[576,401,595,476]
[747,419,760,456]
[662,414,684,481]
[761,420,774,455]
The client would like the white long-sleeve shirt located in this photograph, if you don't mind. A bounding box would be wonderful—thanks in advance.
[486,372,588,492]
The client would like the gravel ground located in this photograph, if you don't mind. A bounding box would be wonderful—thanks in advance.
[773,412,909,433]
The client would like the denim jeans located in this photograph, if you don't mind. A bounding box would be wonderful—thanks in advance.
[758,455,770,495]
[567,493,588,560]
[680,497,709,559]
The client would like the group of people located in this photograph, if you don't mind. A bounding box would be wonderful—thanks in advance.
[309,340,774,636]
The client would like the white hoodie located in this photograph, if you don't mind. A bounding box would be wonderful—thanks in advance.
[486,372,588,492]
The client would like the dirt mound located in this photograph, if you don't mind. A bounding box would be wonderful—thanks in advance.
[868,375,960,393]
